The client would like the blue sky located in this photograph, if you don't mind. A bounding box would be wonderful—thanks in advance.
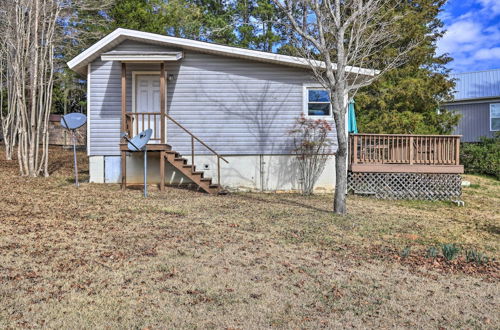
[437,0,500,73]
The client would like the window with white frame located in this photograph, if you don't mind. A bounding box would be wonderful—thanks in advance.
[304,86,331,117]
[491,104,500,131]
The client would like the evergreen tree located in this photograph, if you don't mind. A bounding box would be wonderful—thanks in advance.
[355,0,458,134]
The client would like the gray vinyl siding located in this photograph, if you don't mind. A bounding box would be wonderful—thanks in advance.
[443,100,499,142]
[88,40,338,156]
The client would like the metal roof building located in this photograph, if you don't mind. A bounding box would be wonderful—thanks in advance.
[451,69,500,101]
[442,69,500,142]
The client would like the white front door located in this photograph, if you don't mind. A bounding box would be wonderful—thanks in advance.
[134,74,163,142]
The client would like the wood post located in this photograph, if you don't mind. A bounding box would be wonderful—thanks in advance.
[160,62,165,144]
[191,136,194,172]
[121,63,127,190]
[409,136,414,165]
[217,156,221,186]
[160,151,165,191]
[121,151,126,190]
[352,135,358,164]
[121,63,126,134]
[455,137,460,165]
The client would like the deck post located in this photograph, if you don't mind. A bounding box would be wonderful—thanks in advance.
[160,151,165,191]
[121,151,127,190]
[455,137,460,165]
[121,63,127,190]
[121,63,126,134]
[409,136,414,165]
[352,135,358,164]
[160,62,166,144]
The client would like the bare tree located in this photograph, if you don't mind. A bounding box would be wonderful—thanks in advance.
[0,6,19,161]
[0,0,61,176]
[272,0,417,214]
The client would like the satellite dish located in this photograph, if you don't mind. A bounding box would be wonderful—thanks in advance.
[122,129,153,197]
[61,113,87,130]
[60,112,87,188]
[127,129,152,151]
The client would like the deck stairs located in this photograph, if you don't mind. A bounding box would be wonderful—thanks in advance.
[163,147,222,194]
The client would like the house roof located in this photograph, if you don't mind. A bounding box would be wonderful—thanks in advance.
[67,28,377,77]
[450,69,500,101]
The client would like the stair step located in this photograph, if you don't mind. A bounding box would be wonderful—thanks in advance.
[163,148,223,195]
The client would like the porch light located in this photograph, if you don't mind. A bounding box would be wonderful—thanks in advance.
[168,74,175,81]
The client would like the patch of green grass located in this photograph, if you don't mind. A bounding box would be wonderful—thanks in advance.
[465,250,490,265]
[442,244,461,261]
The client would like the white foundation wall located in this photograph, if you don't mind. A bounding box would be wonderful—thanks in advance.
[89,154,335,193]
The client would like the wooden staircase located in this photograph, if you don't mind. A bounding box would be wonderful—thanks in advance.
[121,113,229,195]
[164,149,222,194]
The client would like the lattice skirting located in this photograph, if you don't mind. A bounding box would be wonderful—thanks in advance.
[347,172,462,200]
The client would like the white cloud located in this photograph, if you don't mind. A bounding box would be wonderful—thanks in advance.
[437,0,500,72]
[437,20,482,54]
[474,47,500,59]
[478,0,500,15]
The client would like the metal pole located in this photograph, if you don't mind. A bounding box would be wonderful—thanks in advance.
[72,130,79,187]
[144,146,148,198]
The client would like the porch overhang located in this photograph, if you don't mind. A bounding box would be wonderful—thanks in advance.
[101,51,183,62]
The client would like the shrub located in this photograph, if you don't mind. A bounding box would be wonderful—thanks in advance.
[288,114,333,195]
[426,246,439,258]
[441,244,460,261]
[460,133,500,179]
[400,246,411,258]
[465,250,489,265]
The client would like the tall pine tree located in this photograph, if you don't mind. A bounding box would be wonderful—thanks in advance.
[354,0,458,134]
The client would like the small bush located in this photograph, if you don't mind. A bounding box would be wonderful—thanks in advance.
[400,246,411,258]
[426,246,439,258]
[441,244,460,261]
[465,250,489,265]
[460,133,500,179]
[288,114,333,195]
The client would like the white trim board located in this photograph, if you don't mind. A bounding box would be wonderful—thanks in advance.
[101,52,183,62]
[87,62,91,156]
[68,28,378,77]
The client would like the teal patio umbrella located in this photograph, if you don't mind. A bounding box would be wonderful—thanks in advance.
[348,99,358,133]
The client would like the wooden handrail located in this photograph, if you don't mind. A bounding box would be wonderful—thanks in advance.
[125,111,229,188]
[165,114,229,163]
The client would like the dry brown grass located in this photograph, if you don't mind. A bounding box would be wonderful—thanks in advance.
[0,147,498,328]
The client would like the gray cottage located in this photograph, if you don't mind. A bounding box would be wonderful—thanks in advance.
[442,69,500,142]
[68,28,375,193]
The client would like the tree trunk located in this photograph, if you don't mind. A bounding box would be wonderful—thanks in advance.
[333,106,348,215]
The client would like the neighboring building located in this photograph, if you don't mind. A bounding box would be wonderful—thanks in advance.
[442,69,500,142]
[48,114,86,146]
[67,28,376,192]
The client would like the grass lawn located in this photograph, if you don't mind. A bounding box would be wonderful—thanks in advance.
[0,147,498,328]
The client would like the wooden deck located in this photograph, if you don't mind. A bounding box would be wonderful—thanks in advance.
[349,133,464,174]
